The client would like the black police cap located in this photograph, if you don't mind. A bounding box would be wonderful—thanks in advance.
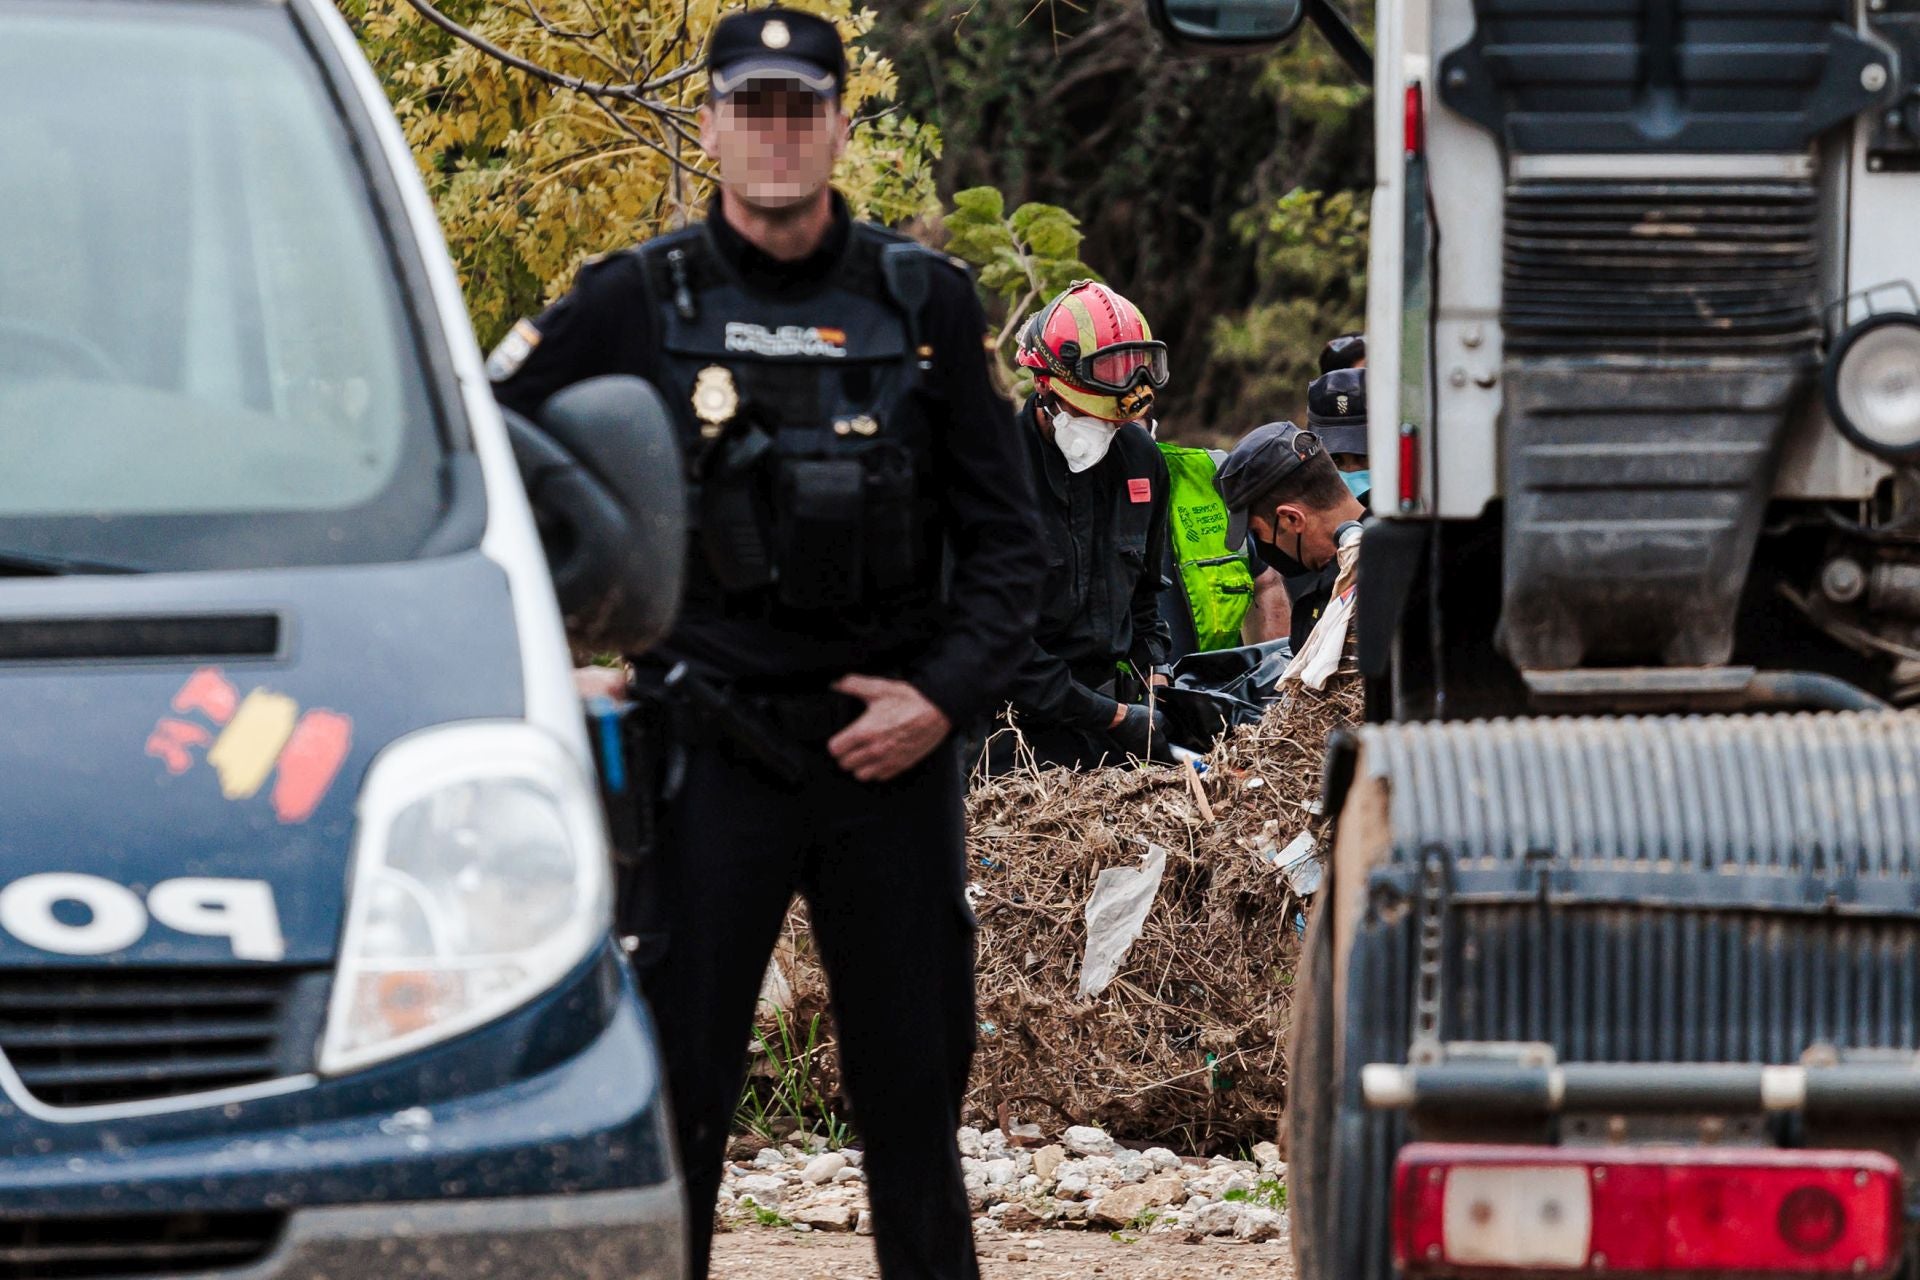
[1216,421,1322,513]
[709,8,847,97]
[1306,366,1367,456]
[1318,333,1366,375]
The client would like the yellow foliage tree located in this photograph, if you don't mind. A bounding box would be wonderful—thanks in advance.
[344,0,943,344]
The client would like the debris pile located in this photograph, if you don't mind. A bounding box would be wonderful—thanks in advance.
[754,680,1362,1153]
[719,1124,1292,1242]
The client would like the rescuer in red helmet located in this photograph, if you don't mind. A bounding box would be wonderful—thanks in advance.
[982,281,1179,771]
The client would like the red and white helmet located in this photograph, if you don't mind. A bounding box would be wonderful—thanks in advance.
[1016,281,1169,422]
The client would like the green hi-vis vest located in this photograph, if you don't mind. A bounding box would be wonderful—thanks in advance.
[1159,444,1255,652]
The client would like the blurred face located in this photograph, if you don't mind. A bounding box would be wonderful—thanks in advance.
[701,84,847,211]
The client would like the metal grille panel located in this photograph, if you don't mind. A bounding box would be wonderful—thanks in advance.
[1503,181,1822,356]
[0,1213,282,1278]
[0,968,326,1108]
[1367,712,1920,878]
[1454,907,1920,1063]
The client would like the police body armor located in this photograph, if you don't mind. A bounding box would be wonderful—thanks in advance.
[633,221,940,616]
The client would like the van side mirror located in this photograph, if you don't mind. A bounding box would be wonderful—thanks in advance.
[502,376,686,654]
[1146,0,1305,50]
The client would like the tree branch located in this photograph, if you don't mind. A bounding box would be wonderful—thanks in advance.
[993,284,1041,351]
[583,92,710,183]
[402,0,699,103]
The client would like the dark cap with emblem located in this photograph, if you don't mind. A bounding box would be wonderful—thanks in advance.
[708,8,847,98]
[1318,333,1365,375]
[1306,366,1367,456]
[1215,421,1324,512]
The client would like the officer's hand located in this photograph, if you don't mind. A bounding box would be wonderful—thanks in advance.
[1108,703,1170,760]
[828,675,952,784]
[573,665,627,700]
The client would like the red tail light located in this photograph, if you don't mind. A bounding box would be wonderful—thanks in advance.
[1405,82,1425,158]
[1394,1145,1901,1278]
[1398,422,1420,512]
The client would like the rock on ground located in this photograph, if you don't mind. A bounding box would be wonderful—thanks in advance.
[1062,1125,1115,1156]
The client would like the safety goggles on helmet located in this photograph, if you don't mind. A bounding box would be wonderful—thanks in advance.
[1017,281,1168,421]
[1072,340,1171,395]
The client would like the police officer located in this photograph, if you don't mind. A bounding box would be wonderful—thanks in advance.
[982,281,1176,772]
[490,12,1043,1278]
[1309,364,1371,503]
[1216,420,1367,654]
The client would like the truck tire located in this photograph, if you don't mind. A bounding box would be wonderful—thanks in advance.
[1286,895,1335,1280]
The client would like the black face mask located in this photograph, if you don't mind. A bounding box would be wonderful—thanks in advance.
[1252,523,1310,578]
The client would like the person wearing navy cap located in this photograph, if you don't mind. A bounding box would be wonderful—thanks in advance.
[490,9,1043,1278]
[1307,364,1371,503]
[1216,419,1366,653]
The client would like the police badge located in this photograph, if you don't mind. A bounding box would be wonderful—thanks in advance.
[692,365,740,439]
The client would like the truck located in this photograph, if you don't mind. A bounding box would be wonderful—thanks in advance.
[0,0,687,1275]
[1145,2,1920,1280]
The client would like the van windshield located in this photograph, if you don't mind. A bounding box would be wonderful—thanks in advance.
[0,2,457,572]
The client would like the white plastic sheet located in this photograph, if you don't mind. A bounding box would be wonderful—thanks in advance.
[1270,831,1323,897]
[1077,841,1168,1000]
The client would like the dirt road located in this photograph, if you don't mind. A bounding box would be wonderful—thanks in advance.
[711,1227,1293,1278]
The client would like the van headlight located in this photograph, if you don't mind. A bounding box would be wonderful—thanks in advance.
[319,722,611,1076]
[1826,314,1920,460]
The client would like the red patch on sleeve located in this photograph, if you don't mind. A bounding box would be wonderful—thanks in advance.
[1127,477,1152,504]
[272,709,353,824]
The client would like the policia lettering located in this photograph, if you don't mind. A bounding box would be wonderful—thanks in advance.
[635,229,936,613]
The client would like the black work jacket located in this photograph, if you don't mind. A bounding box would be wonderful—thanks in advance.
[491,196,1045,726]
[1004,396,1174,733]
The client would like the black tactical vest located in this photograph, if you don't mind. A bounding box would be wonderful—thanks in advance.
[632,221,939,616]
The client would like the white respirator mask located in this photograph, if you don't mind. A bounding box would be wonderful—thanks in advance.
[1050,407,1121,473]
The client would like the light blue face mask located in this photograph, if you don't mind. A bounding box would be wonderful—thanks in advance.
[1341,469,1371,498]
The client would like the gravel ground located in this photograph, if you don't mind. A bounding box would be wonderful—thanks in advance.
[711,1228,1293,1278]
[711,1123,1292,1277]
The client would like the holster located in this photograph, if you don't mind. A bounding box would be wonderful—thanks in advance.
[585,691,678,966]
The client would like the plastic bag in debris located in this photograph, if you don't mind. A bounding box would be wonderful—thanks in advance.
[1156,638,1294,750]
[1269,831,1323,896]
[1077,841,1168,1000]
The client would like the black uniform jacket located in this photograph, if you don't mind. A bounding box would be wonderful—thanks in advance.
[492,195,1045,727]
[1005,395,1174,733]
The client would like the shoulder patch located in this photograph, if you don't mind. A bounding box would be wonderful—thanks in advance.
[485,318,542,383]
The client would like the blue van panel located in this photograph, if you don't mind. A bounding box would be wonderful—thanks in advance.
[0,551,523,966]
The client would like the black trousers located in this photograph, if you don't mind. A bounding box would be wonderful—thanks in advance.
[632,731,980,1280]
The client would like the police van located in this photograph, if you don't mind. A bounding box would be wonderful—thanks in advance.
[0,0,686,1275]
